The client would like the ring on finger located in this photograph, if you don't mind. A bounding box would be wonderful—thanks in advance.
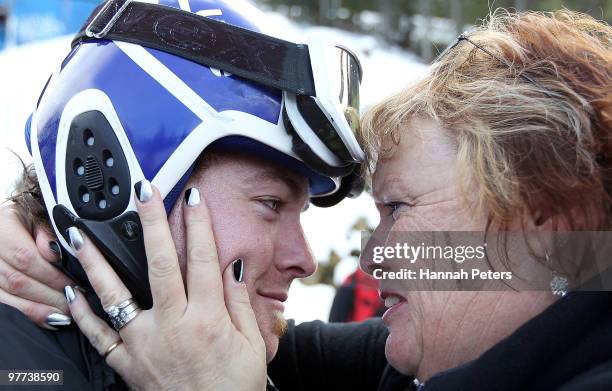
[102,339,123,360]
[105,298,141,331]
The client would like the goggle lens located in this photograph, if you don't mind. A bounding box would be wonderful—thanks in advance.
[294,46,362,165]
[296,95,353,162]
[336,46,362,153]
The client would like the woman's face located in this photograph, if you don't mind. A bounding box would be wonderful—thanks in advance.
[361,118,483,376]
[360,118,555,379]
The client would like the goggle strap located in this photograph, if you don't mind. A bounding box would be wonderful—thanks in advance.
[73,0,317,96]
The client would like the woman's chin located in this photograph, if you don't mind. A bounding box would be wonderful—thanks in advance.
[384,318,419,376]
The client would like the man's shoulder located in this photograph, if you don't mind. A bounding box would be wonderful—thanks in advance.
[0,303,69,364]
[559,358,612,391]
[0,302,40,327]
[0,303,51,345]
[0,304,95,390]
[288,317,387,336]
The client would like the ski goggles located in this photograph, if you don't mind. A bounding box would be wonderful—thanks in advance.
[74,0,365,182]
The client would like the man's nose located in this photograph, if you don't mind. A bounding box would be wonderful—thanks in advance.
[275,223,317,279]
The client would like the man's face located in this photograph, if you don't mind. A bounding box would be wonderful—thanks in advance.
[168,151,316,362]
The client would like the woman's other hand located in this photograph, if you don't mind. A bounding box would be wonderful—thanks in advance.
[0,203,74,329]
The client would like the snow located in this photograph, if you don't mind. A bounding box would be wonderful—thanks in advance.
[0,13,427,323]
[264,11,428,108]
[284,280,336,324]
[0,36,71,198]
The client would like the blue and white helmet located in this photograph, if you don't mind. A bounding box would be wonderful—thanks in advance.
[25,0,364,307]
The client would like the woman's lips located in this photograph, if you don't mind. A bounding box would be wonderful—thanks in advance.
[384,295,402,307]
[379,290,407,324]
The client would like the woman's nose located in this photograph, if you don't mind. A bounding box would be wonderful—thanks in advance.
[360,226,388,275]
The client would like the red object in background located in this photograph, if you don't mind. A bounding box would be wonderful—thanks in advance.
[329,268,385,323]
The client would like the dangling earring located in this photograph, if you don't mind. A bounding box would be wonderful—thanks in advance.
[546,252,568,297]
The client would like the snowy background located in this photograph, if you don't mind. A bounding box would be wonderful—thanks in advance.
[0,8,427,323]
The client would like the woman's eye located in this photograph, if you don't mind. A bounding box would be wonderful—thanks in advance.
[385,202,410,219]
[260,199,281,212]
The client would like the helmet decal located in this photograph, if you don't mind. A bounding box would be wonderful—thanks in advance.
[37,22,285,200]
[141,46,282,124]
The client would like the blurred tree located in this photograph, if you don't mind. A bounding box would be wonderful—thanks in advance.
[351,216,371,232]
[418,0,433,60]
[257,0,611,59]
[302,216,374,288]
[302,249,341,286]
[380,0,400,41]
[451,0,464,34]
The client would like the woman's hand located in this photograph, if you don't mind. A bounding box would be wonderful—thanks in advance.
[0,203,74,329]
[64,181,267,391]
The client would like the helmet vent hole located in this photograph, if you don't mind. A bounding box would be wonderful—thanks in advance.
[103,150,114,167]
[109,178,120,196]
[84,128,94,147]
[74,159,85,176]
[84,156,104,190]
[95,193,107,209]
[79,187,90,204]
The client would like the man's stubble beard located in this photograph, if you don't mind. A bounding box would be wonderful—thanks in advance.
[273,311,288,337]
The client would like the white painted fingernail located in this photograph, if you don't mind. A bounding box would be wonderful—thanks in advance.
[67,227,83,251]
[65,286,76,304]
[134,179,153,203]
[46,312,72,327]
[185,188,200,207]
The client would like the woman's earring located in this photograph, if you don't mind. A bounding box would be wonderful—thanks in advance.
[546,252,568,297]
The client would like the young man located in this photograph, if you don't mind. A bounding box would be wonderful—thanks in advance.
[0,149,319,389]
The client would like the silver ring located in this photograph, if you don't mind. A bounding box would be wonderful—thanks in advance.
[105,298,141,331]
